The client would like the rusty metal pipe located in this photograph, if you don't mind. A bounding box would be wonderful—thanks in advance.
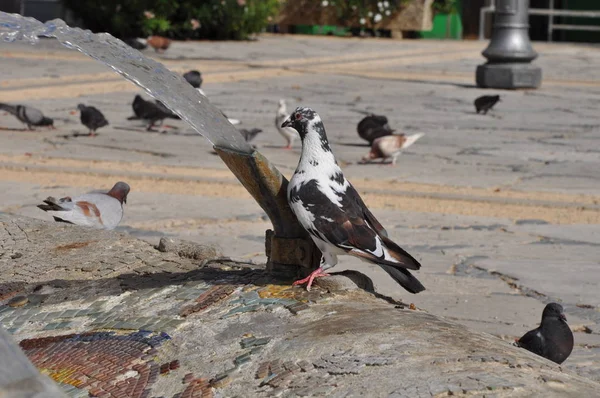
[214,146,321,277]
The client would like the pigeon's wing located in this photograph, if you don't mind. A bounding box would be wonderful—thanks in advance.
[22,106,44,125]
[38,193,122,229]
[517,329,545,356]
[289,179,419,270]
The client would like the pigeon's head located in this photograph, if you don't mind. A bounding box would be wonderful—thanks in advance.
[77,104,86,111]
[281,107,318,136]
[107,181,131,205]
[542,303,566,322]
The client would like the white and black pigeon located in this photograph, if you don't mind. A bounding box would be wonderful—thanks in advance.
[77,104,109,136]
[37,182,130,230]
[275,99,298,149]
[0,103,54,130]
[282,107,424,293]
[357,114,393,145]
[360,133,425,166]
[515,303,574,364]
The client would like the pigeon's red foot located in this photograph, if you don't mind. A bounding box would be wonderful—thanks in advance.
[292,267,330,291]
[283,144,292,150]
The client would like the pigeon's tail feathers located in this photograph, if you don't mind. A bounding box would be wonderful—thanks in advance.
[378,264,425,294]
[37,197,67,212]
[52,216,74,224]
[0,103,17,115]
[349,237,421,271]
[127,115,141,120]
[402,133,424,149]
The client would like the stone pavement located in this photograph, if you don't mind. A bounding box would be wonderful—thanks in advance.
[0,34,600,392]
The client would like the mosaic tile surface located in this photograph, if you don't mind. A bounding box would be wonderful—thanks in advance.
[0,264,327,397]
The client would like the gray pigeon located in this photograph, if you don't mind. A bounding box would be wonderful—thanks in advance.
[516,303,574,364]
[77,104,109,136]
[37,182,130,230]
[239,128,262,143]
[0,103,54,130]
[282,107,424,293]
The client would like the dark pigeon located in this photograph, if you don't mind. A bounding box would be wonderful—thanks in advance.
[516,303,574,364]
[183,70,203,89]
[474,95,500,115]
[155,100,180,120]
[0,103,54,130]
[357,114,394,145]
[128,95,179,131]
[77,104,109,136]
[123,38,147,50]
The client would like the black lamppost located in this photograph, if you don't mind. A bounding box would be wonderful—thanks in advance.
[476,0,541,89]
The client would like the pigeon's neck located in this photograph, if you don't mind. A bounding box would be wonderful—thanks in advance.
[297,123,337,171]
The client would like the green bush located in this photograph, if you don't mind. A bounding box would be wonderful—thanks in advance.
[64,0,280,40]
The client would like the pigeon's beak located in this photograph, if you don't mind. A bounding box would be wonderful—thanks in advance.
[281,117,293,129]
[560,313,567,321]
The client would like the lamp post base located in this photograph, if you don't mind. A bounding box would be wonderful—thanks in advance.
[476,63,542,89]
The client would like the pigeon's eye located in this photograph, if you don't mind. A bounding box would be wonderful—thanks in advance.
[295,113,302,120]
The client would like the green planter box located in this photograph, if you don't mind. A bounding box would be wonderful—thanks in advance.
[419,13,462,39]
[294,24,348,36]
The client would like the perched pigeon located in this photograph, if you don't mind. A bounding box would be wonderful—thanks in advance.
[360,133,424,166]
[474,95,500,115]
[239,128,262,144]
[147,36,171,53]
[275,99,298,149]
[37,182,130,230]
[357,114,393,145]
[183,70,203,89]
[128,95,179,131]
[77,104,109,136]
[516,303,574,364]
[0,103,54,130]
[283,107,425,293]
[123,38,147,50]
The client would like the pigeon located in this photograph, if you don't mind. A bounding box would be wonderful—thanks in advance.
[239,128,262,144]
[155,100,180,120]
[128,95,179,131]
[37,182,130,230]
[183,70,203,89]
[283,107,425,293]
[275,99,298,149]
[360,133,425,166]
[77,104,109,136]
[515,303,574,364]
[357,114,393,145]
[123,38,147,50]
[474,95,500,114]
[0,103,54,130]
[147,36,171,53]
